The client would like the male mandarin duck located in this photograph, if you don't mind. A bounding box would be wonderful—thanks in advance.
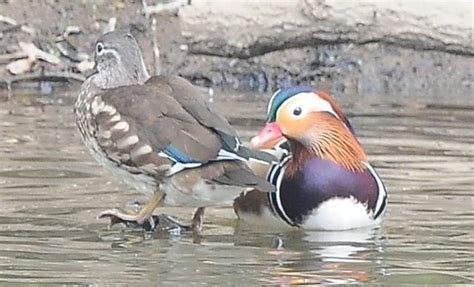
[74,31,275,229]
[234,87,388,230]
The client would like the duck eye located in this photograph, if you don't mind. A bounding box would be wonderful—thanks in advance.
[293,107,302,116]
[96,42,104,54]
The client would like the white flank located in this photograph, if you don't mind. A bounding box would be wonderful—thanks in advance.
[131,144,152,157]
[108,114,121,123]
[90,98,105,115]
[116,135,139,149]
[97,129,111,139]
[161,179,243,207]
[111,121,129,132]
[90,99,99,115]
[102,105,117,115]
[301,197,381,230]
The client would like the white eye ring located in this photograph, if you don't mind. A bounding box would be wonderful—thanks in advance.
[96,42,104,55]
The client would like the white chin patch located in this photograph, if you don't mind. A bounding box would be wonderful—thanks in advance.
[301,197,381,231]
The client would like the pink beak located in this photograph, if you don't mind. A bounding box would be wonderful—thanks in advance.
[250,122,284,149]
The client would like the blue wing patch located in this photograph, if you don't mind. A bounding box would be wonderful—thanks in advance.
[163,144,201,164]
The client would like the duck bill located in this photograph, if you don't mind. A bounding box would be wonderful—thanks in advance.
[250,122,285,149]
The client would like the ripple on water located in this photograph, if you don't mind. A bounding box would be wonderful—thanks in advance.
[0,169,95,179]
[0,90,473,284]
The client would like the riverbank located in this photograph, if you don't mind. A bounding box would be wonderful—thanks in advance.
[0,0,472,102]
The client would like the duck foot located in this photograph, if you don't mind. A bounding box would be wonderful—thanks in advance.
[98,207,205,234]
[98,208,157,231]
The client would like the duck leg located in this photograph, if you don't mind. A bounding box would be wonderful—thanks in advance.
[100,204,205,234]
[190,207,205,234]
[98,191,165,230]
[152,207,205,234]
[98,188,206,234]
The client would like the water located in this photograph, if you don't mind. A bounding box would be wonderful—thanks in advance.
[0,87,472,285]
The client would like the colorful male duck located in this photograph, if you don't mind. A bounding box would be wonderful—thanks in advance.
[75,31,275,229]
[234,87,387,230]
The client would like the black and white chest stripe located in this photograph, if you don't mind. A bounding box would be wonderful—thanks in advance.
[364,162,388,220]
[266,153,298,226]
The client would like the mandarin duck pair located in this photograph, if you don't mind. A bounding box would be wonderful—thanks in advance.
[235,87,387,230]
[75,31,387,232]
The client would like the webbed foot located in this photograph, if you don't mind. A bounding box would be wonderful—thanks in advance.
[98,207,206,234]
[98,208,157,231]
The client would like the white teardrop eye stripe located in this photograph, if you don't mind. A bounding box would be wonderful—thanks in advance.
[277,92,339,120]
[97,46,122,62]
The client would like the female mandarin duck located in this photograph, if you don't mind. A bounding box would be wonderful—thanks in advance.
[75,31,275,229]
[235,87,388,230]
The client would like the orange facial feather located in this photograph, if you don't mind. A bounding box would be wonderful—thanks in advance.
[285,113,367,176]
[314,90,348,122]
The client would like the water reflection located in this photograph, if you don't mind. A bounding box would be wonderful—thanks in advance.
[0,88,472,284]
[253,227,385,285]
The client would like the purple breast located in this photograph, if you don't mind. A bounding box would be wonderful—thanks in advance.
[279,157,379,225]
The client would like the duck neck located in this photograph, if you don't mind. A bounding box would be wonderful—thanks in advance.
[92,63,149,89]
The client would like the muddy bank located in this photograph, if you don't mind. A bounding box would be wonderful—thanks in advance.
[0,0,472,102]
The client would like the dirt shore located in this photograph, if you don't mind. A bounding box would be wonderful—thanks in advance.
[0,1,472,103]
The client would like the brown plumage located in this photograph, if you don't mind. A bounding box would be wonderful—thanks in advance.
[233,87,388,230]
[76,31,275,230]
[285,113,367,177]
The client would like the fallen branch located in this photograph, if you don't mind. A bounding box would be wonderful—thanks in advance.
[19,42,61,65]
[0,14,17,25]
[143,0,189,17]
[0,51,28,63]
[0,71,85,86]
[150,17,161,75]
[0,14,35,35]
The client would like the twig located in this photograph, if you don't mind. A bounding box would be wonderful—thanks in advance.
[0,71,85,86]
[106,17,117,33]
[0,14,17,25]
[151,17,161,75]
[0,51,28,63]
[19,42,61,65]
[143,0,189,16]
[142,0,150,19]
[0,15,35,35]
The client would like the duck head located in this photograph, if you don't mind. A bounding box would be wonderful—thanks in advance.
[253,86,367,172]
[89,31,150,89]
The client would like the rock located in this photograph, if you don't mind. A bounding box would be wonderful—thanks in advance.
[180,0,473,58]
[6,58,34,75]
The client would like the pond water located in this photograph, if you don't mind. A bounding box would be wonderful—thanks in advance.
[0,87,472,285]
